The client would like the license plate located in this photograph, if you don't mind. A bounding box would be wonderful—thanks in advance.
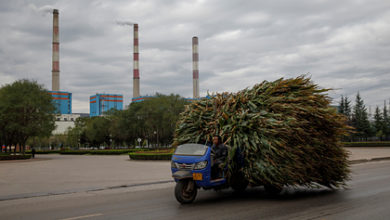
[193,173,203,181]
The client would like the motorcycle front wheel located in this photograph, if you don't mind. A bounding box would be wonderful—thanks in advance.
[175,179,198,204]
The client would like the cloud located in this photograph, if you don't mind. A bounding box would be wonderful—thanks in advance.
[0,0,389,113]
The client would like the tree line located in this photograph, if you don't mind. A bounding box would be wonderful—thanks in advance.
[339,93,390,141]
[28,93,189,149]
[2,79,389,153]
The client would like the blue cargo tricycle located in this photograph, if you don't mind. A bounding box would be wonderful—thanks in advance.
[171,143,249,204]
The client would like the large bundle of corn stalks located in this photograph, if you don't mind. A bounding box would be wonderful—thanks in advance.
[174,76,350,188]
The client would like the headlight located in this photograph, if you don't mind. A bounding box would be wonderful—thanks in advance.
[194,160,208,170]
[171,161,177,168]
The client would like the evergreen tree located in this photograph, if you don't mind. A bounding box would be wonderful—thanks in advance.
[339,95,345,114]
[383,103,390,140]
[374,106,383,140]
[344,96,352,121]
[352,92,372,140]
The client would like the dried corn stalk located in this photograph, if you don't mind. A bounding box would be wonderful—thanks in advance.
[174,76,350,188]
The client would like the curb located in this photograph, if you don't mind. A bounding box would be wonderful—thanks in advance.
[350,157,390,164]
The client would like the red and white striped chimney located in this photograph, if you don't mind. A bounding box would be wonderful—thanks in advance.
[52,9,60,91]
[133,24,140,98]
[192,36,199,98]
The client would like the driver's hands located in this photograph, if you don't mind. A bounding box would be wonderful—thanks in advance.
[218,163,224,169]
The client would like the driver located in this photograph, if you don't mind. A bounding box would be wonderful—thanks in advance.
[211,135,228,179]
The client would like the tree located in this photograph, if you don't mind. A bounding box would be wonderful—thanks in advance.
[351,92,372,140]
[339,95,345,115]
[383,103,390,140]
[109,93,188,147]
[85,116,110,147]
[65,126,82,148]
[63,93,188,149]
[0,80,55,154]
[339,95,352,124]
[374,106,383,140]
[343,96,352,122]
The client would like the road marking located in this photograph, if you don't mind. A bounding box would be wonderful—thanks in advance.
[59,213,103,220]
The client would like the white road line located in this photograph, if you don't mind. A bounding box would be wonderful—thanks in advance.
[58,213,103,220]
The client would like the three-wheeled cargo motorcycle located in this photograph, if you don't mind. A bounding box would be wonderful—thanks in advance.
[171,143,251,204]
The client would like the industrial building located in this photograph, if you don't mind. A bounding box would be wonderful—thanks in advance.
[131,95,154,103]
[49,91,72,114]
[90,94,123,117]
[46,9,201,112]
[53,113,89,134]
[48,9,73,115]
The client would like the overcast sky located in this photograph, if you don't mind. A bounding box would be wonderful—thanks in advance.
[0,0,389,113]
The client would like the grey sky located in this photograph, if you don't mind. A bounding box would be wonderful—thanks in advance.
[0,0,389,113]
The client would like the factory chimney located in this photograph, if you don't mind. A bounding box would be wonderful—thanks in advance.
[192,37,199,98]
[52,9,60,91]
[133,24,140,98]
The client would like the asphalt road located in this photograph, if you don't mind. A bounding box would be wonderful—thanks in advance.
[1,160,390,220]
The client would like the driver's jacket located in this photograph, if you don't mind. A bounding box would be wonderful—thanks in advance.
[211,144,228,165]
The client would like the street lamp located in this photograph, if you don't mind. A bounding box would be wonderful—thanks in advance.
[154,130,159,148]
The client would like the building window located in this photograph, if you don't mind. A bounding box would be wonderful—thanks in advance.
[71,118,74,121]
[56,118,60,121]
[64,118,68,121]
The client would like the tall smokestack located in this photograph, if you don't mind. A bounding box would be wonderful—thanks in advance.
[52,9,60,91]
[192,36,199,98]
[133,24,140,98]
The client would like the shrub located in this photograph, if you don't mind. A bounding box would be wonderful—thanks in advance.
[25,150,61,154]
[60,150,89,155]
[59,149,147,155]
[128,153,173,160]
[58,148,166,155]
[342,142,390,147]
[126,148,156,153]
[0,154,32,160]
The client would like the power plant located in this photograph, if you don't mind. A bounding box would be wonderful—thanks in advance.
[49,9,72,115]
[90,94,123,117]
[46,10,202,116]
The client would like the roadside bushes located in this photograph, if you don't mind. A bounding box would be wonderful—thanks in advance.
[128,153,173,160]
[25,150,61,154]
[59,149,155,155]
[60,149,130,155]
[0,154,32,160]
[342,142,390,147]
[128,148,174,160]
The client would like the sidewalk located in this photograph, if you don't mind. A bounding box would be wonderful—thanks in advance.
[0,154,171,201]
[345,147,390,162]
[1,148,390,201]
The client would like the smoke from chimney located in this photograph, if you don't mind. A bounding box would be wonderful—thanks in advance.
[192,37,199,98]
[52,9,60,91]
[116,20,135,26]
[29,4,54,15]
[41,6,55,14]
